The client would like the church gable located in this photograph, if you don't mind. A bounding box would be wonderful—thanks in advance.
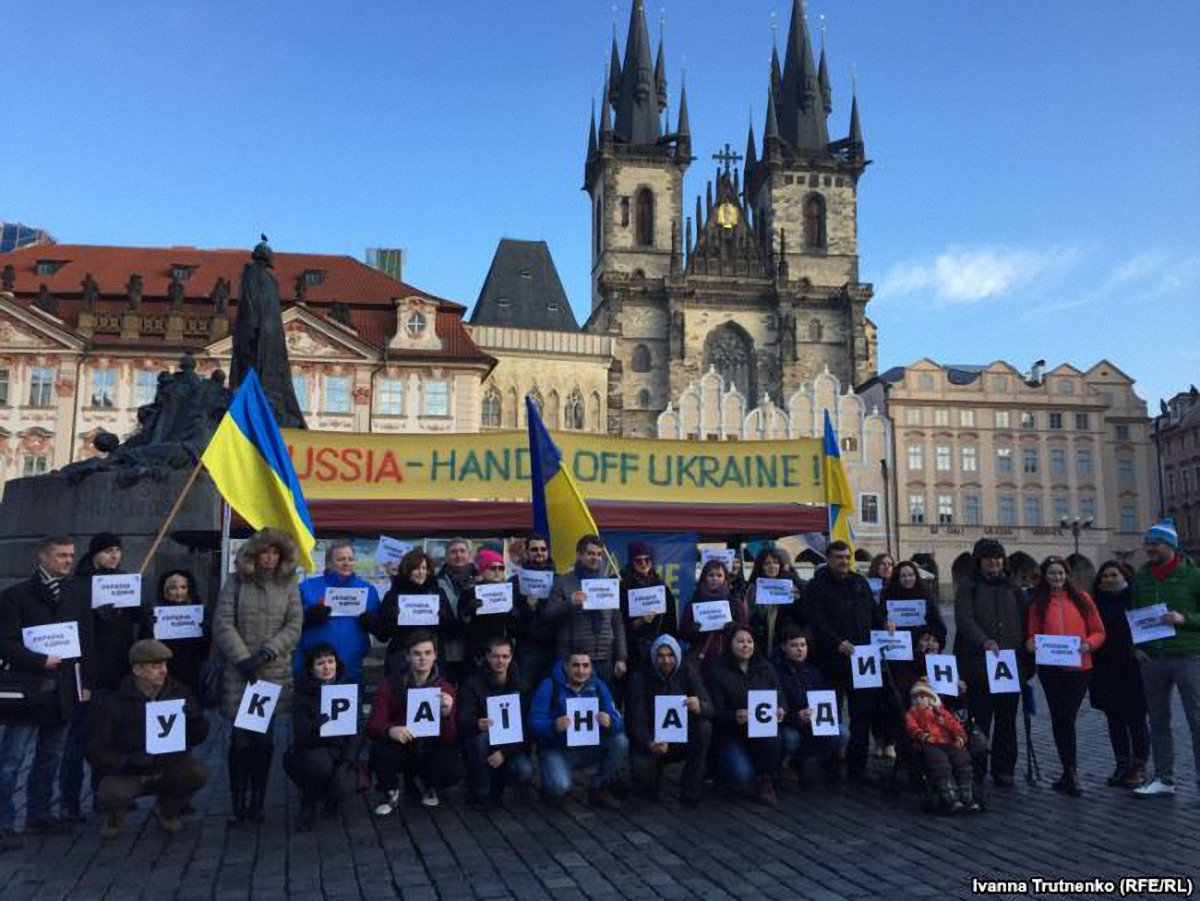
[0,296,84,353]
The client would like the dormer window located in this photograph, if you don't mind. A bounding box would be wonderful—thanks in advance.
[36,260,66,277]
[303,269,326,286]
[171,264,196,281]
[405,311,428,338]
[518,268,532,280]
[496,298,510,308]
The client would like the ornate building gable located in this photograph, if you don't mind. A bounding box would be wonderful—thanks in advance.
[389,296,444,353]
[0,293,86,355]
[207,305,377,365]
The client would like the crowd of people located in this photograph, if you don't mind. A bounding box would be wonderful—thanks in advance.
[0,520,1196,847]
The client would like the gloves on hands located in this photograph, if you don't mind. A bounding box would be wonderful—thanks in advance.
[235,649,275,683]
[357,611,378,633]
[303,604,332,627]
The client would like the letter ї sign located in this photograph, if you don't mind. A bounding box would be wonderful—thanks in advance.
[283,429,826,505]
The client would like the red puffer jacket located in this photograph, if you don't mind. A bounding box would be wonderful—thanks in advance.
[905,705,967,748]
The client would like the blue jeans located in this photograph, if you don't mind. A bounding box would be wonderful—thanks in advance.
[713,735,782,784]
[58,699,93,814]
[538,733,629,796]
[0,722,69,830]
[781,726,842,767]
[463,733,534,799]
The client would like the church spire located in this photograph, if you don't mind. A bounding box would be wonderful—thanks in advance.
[599,84,613,146]
[818,45,832,116]
[677,83,691,140]
[587,101,598,161]
[608,36,622,107]
[655,38,668,111]
[613,0,661,145]
[848,90,864,158]
[778,0,830,152]
[765,85,780,144]
[744,115,758,180]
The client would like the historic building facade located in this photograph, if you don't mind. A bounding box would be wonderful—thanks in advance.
[1153,386,1200,560]
[878,359,1156,593]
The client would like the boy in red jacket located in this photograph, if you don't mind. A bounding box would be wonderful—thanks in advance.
[905,679,980,814]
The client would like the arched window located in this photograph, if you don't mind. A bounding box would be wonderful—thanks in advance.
[635,188,655,246]
[620,197,630,228]
[631,343,652,373]
[481,386,502,428]
[505,387,518,428]
[803,193,826,250]
[591,391,603,431]
[808,318,824,342]
[704,323,756,403]
[546,390,561,428]
[637,388,651,408]
[565,389,585,430]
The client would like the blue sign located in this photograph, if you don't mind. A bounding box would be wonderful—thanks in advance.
[601,531,699,604]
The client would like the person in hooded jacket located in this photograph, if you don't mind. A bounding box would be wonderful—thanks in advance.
[680,560,751,676]
[774,625,842,785]
[745,547,804,659]
[378,549,456,676]
[620,542,679,678]
[706,624,785,806]
[1088,561,1149,789]
[626,635,712,806]
[458,549,523,664]
[214,528,303,825]
[514,534,557,687]
[953,538,1033,788]
[294,541,382,684]
[60,532,139,822]
[284,643,358,832]
[141,569,210,699]
[456,636,533,810]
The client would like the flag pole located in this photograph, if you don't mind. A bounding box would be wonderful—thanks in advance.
[138,458,206,575]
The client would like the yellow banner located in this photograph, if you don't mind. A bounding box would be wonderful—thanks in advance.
[283,430,826,504]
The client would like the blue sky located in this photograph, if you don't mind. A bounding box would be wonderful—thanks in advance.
[4,1,1198,408]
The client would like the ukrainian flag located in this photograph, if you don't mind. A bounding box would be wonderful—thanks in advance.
[823,410,856,553]
[526,396,600,574]
[202,369,317,571]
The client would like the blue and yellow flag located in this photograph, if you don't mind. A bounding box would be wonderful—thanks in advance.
[526,396,601,574]
[203,370,317,571]
[823,410,856,553]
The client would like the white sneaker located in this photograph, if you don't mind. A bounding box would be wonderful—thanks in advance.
[421,787,440,808]
[1131,778,1176,799]
[883,744,897,761]
[373,789,400,816]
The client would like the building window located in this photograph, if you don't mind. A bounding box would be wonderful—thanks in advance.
[1080,498,1095,520]
[134,370,158,407]
[936,444,951,472]
[1118,456,1135,488]
[564,390,585,430]
[841,435,859,454]
[961,446,978,472]
[1182,469,1191,495]
[1023,447,1038,474]
[631,344,652,373]
[907,443,924,470]
[860,494,880,525]
[481,387,502,428]
[908,494,926,524]
[991,375,1009,392]
[1077,447,1094,476]
[1121,504,1138,533]
[1075,413,1089,430]
[938,495,954,524]
[1053,496,1069,523]
[637,388,651,408]
[960,409,975,428]
[323,376,352,414]
[1021,411,1036,430]
[376,378,404,416]
[292,375,310,412]
[919,373,935,390]
[1115,424,1130,441]
[635,188,655,246]
[1194,465,1200,493]
[905,408,921,426]
[1050,448,1066,476]
[999,495,1017,527]
[0,368,8,406]
[405,311,428,339]
[1024,496,1043,527]
[303,269,326,286]
[995,410,1010,429]
[89,368,116,408]
[996,447,1013,475]
[934,409,949,427]
[423,379,449,417]
[620,197,630,228]
[22,454,48,476]
[807,319,824,342]
[1167,472,1176,497]
[1049,412,1063,430]
[803,193,827,249]
[1060,379,1075,394]
[964,495,981,526]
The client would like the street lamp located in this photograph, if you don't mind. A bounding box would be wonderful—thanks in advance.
[1060,516,1093,557]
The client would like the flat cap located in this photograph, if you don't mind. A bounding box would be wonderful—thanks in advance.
[128,639,173,665]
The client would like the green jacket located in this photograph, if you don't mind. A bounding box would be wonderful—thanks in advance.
[1132,555,1200,658]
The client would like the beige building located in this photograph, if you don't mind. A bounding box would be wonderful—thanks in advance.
[877,359,1155,592]
[1153,387,1200,559]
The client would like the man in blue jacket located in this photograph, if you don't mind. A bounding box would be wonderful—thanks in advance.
[294,541,382,683]
[530,649,627,809]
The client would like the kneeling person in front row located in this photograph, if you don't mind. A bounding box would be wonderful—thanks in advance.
[531,649,627,809]
[367,631,462,813]
[86,640,208,838]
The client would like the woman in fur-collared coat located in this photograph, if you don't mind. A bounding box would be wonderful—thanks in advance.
[214,528,303,824]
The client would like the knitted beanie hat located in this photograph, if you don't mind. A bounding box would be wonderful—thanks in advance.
[1144,519,1180,550]
[911,678,941,706]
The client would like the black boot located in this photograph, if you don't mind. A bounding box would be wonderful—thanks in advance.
[246,743,273,825]
[1106,760,1129,788]
[227,748,249,825]
[295,795,317,833]
[1062,766,1082,798]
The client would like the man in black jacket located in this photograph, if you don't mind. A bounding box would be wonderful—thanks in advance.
[457,636,533,810]
[86,639,208,839]
[806,541,889,782]
[626,634,712,806]
[0,535,92,850]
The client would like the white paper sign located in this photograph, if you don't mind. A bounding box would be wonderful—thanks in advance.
[747,689,779,738]
[375,535,413,566]
[755,578,794,606]
[487,693,524,745]
[1035,634,1082,668]
[234,681,282,734]
[326,587,368,618]
[871,629,914,661]
[565,697,600,747]
[320,683,359,737]
[851,644,883,689]
[886,599,927,628]
[21,621,81,660]
[868,578,884,601]
[1127,604,1177,645]
[398,594,440,626]
[700,548,737,571]
[808,689,841,737]
[692,600,733,633]
[406,686,442,738]
[627,585,667,618]
[582,578,621,611]
[925,654,959,696]
[654,695,688,744]
[986,649,1021,695]
[153,605,204,640]
[518,568,554,600]
[145,699,187,754]
[92,573,142,609]
[476,582,514,615]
